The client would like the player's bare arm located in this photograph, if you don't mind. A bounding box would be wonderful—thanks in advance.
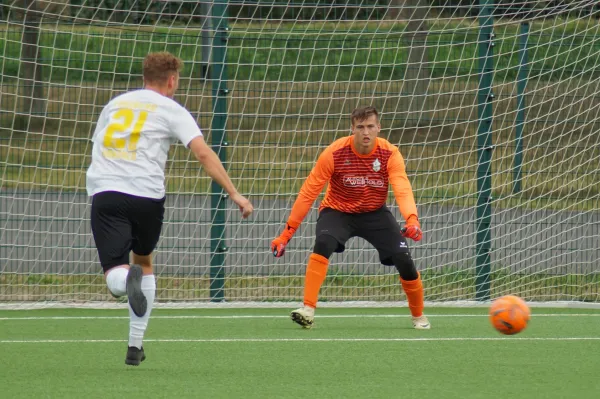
[188,136,253,218]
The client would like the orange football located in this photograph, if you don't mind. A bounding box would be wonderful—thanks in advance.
[489,295,531,335]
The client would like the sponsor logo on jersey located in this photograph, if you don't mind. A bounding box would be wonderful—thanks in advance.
[372,158,381,172]
[343,176,384,188]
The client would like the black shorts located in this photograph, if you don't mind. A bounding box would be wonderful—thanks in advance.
[90,191,165,272]
[315,206,409,266]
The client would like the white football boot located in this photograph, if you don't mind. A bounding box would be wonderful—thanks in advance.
[290,306,315,329]
[412,315,431,330]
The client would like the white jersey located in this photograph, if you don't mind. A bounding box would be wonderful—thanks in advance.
[86,89,202,199]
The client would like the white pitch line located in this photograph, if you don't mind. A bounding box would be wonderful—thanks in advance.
[1,337,600,344]
[0,313,599,321]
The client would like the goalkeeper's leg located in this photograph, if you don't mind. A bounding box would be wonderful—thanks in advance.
[291,234,340,329]
[359,208,430,330]
[392,252,430,330]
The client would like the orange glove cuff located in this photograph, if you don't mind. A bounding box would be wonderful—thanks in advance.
[286,219,300,230]
[406,215,420,228]
[280,223,298,242]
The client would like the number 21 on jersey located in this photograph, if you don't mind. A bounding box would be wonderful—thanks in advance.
[102,109,148,160]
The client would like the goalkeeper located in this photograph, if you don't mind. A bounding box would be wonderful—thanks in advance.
[271,106,429,330]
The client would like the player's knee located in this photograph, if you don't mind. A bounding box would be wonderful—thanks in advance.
[105,266,128,297]
[313,235,338,259]
[132,253,153,270]
[392,252,418,281]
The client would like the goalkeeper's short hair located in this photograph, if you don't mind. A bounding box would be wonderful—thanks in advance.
[351,106,379,125]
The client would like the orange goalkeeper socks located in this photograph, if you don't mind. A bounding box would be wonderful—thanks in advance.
[303,253,329,309]
[400,272,424,317]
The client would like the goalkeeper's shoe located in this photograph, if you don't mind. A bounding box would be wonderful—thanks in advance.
[126,264,147,317]
[125,346,146,366]
[291,306,315,329]
[412,315,431,330]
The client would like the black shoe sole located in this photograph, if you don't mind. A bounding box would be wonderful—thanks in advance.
[125,352,146,366]
[291,312,314,329]
[126,265,147,317]
[125,357,141,366]
[125,347,146,366]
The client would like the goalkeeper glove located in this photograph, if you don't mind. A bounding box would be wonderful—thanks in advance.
[271,223,297,257]
[402,215,423,242]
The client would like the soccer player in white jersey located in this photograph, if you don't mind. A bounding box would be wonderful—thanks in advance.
[86,52,254,366]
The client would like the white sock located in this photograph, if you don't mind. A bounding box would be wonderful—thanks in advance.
[105,267,128,297]
[128,274,156,349]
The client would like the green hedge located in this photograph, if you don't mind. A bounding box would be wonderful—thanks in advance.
[1,23,599,82]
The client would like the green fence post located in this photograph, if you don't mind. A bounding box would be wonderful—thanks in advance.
[210,0,229,302]
[476,0,494,301]
[513,21,529,194]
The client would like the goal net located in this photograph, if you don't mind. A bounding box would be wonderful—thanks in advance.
[1,0,599,306]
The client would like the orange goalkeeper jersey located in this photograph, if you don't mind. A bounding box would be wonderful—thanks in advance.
[286,136,418,228]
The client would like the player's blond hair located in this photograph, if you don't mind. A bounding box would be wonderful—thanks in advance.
[143,52,183,84]
[351,106,379,125]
